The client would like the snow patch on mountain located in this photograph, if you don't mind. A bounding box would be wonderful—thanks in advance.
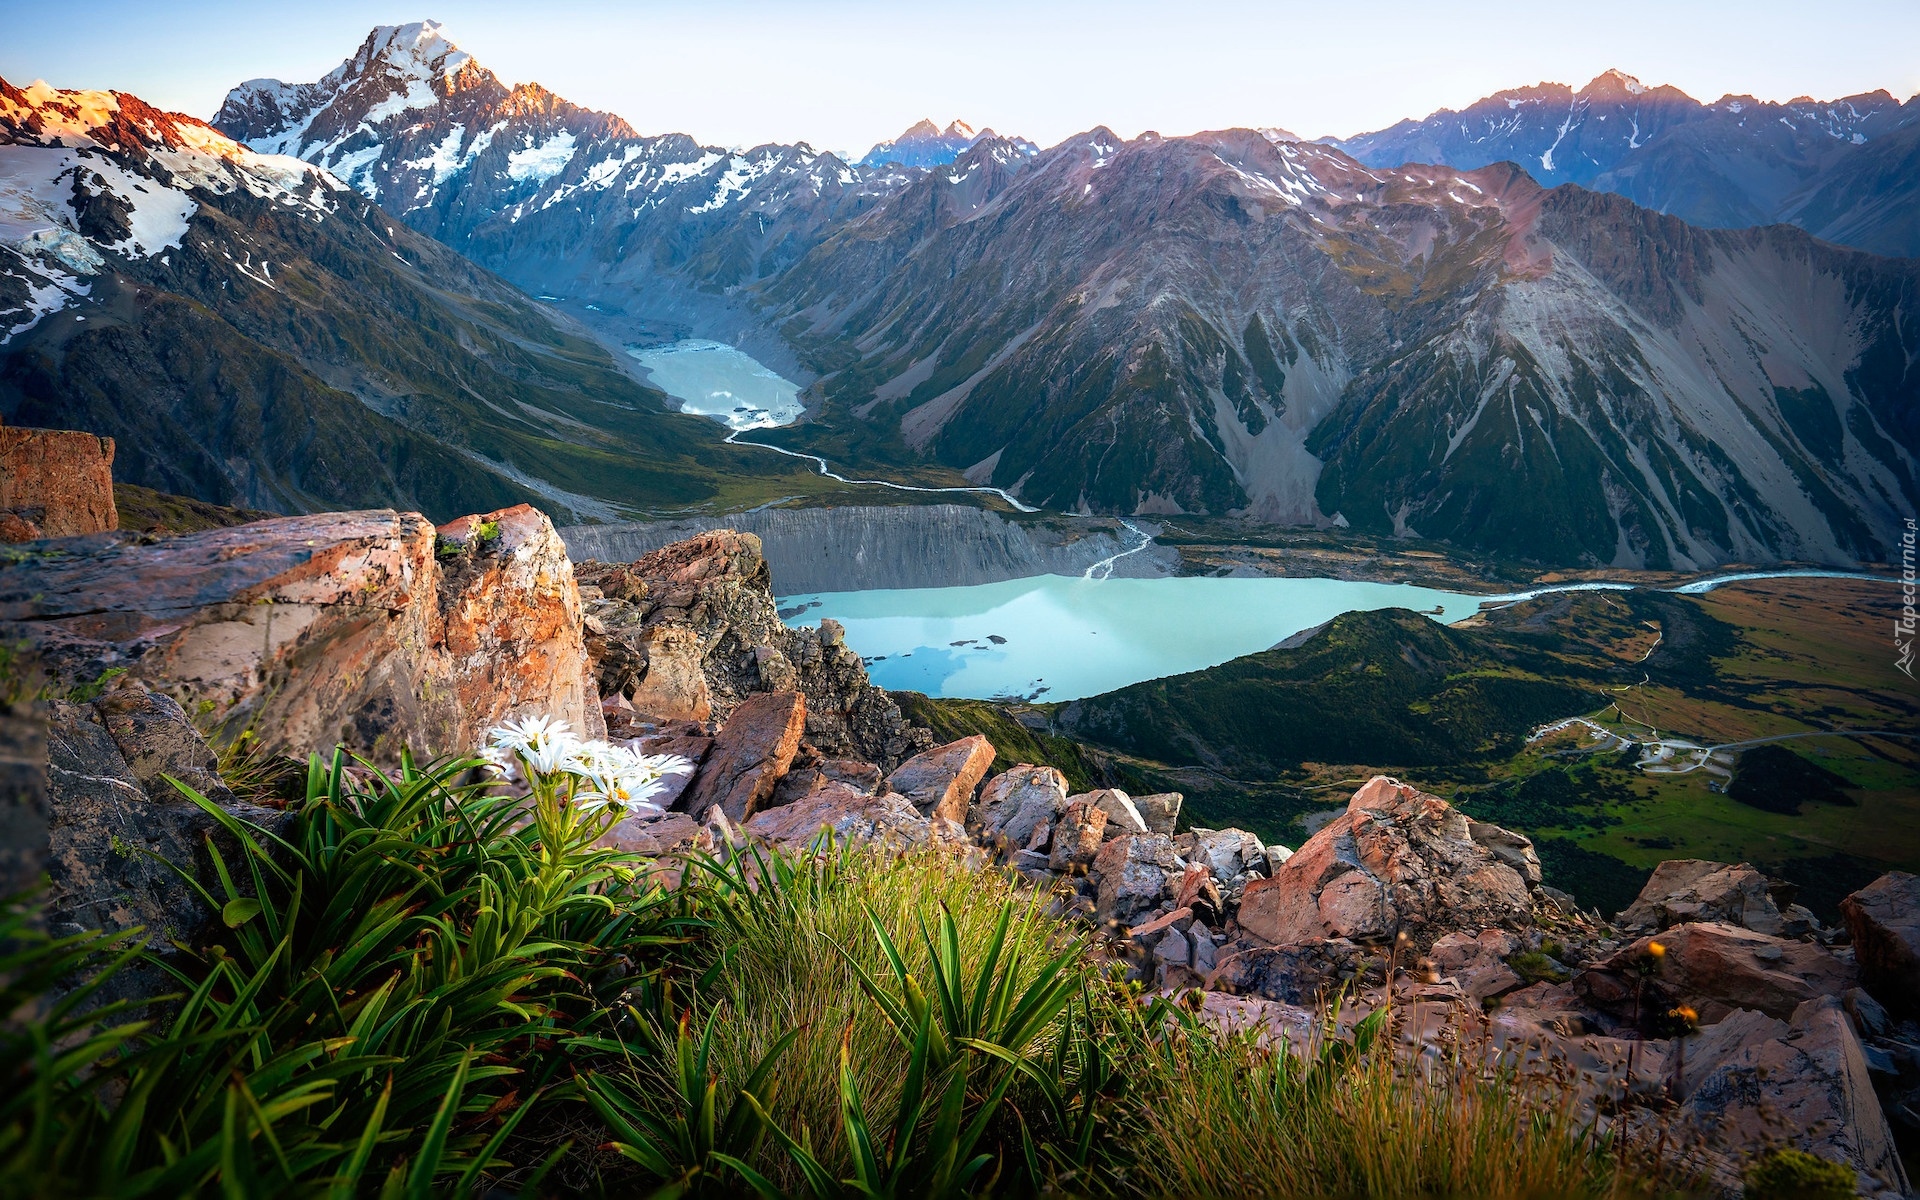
[507,130,577,183]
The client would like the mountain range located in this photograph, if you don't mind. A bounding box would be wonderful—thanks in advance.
[1334,69,1920,257]
[0,73,812,520]
[858,119,1039,169]
[2,21,1914,568]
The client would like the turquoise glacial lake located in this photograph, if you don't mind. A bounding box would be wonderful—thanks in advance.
[779,575,1492,701]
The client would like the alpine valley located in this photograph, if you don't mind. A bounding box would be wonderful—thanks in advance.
[0,20,1910,571]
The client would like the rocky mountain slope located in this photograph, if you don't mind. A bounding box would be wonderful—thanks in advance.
[208,26,1919,569]
[0,75,812,522]
[858,119,1038,168]
[1334,70,1920,256]
[764,130,1919,567]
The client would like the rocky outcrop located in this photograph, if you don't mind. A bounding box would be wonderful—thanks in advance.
[1236,776,1536,950]
[0,418,117,541]
[970,764,1069,849]
[0,504,600,762]
[1841,871,1920,1015]
[576,531,931,770]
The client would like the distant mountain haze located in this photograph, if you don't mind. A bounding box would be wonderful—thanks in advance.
[1334,69,1920,256]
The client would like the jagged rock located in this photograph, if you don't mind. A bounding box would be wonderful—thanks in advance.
[1078,788,1146,839]
[1466,819,1542,886]
[1132,791,1182,835]
[0,418,117,540]
[1236,776,1534,950]
[745,783,956,851]
[576,532,931,769]
[887,735,994,822]
[1426,929,1525,1000]
[1048,797,1107,870]
[679,692,805,822]
[771,756,885,808]
[0,505,601,763]
[1179,827,1268,889]
[1092,833,1176,927]
[971,764,1067,849]
[1174,864,1224,922]
[1841,872,1920,1015]
[1676,996,1910,1197]
[1581,922,1855,1022]
[1208,938,1383,1004]
[1616,859,1785,935]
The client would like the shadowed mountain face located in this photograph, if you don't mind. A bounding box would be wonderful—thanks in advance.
[761,128,1919,568]
[0,77,796,522]
[1334,70,1920,257]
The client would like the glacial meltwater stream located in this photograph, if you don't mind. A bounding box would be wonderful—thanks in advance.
[631,339,1900,702]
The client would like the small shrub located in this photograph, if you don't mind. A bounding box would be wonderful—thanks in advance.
[1742,1147,1856,1199]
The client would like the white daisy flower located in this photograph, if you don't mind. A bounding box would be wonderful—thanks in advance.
[487,715,582,776]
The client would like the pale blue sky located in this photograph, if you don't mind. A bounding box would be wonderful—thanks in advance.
[2,0,1914,154]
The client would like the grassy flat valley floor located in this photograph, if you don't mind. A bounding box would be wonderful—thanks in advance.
[909,575,1918,919]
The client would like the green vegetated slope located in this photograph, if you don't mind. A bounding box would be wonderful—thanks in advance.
[1019,577,1920,918]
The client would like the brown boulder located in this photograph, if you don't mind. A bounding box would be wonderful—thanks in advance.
[0,419,116,540]
[1585,922,1854,1022]
[679,691,805,822]
[887,735,994,822]
[1426,929,1525,1000]
[1236,776,1534,950]
[745,783,946,850]
[1616,858,1785,935]
[1841,871,1920,1015]
[0,505,600,762]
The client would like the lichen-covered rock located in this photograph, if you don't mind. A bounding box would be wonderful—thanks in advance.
[623,625,712,721]
[1236,776,1535,950]
[1092,832,1176,927]
[1179,827,1268,889]
[1079,788,1147,840]
[679,691,805,822]
[1676,996,1910,1196]
[971,764,1068,849]
[44,692,285,950]
[1617,859,1786,935]
[888,735,994,822]
[1840,871,1920,1015]
[0,505,600,762]
[0,418,116,540]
